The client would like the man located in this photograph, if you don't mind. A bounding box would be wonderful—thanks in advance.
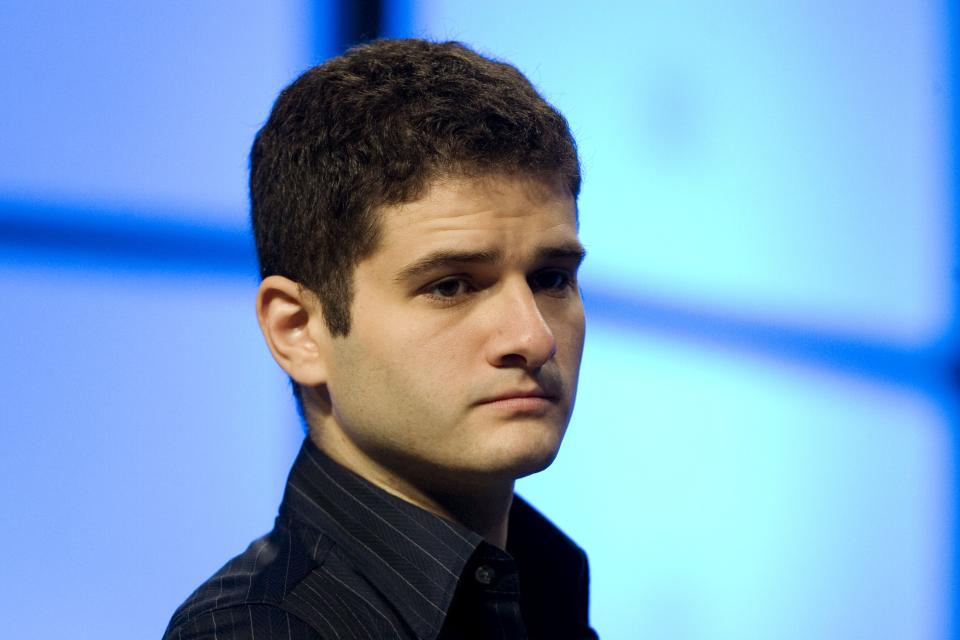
[164,38,596,639]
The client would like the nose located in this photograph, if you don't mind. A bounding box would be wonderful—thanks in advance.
[484,280,557,370]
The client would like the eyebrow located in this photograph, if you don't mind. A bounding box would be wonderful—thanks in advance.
[393,242,587,283]
[536,243,587,265]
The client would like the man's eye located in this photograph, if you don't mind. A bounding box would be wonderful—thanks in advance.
[530,270,573,293]
[426,277,472,299]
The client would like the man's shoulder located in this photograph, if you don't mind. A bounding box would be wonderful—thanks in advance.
[510,495,589,565]
[164,517,409,639]
[509,496,596,637]
[162,602,323,640]
[163,517,328,639]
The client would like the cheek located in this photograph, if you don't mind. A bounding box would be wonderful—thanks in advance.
[331,326,468,415]
[401,312,487,362]
[551,304,586,356]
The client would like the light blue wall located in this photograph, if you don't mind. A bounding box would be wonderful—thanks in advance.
[0,2,954,638]
[0,2,318,226]
[389,2,955,638]
[0,3,323,637]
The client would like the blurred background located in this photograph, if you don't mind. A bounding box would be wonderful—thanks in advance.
[0,1,955,638]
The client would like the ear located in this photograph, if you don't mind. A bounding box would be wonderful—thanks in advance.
[256,275,330,386]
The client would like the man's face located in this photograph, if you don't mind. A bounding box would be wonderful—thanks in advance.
[321,174,586,491]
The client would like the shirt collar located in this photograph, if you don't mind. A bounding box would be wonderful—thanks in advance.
[279,438,485,639]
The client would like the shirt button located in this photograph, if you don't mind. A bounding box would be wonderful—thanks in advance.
[474,564,496,585]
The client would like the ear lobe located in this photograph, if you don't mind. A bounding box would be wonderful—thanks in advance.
[256,275,330,386]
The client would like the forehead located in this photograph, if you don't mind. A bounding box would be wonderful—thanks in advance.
[371,175,579,263]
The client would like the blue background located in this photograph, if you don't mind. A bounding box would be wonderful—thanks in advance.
[0,1,955,638]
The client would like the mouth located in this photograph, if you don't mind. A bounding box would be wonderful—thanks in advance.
[475,389,559,414]
[477,384,558,402]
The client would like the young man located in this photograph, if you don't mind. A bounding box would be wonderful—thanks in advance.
[164,39,596,639]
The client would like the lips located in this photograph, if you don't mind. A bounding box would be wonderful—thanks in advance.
[475,387,559,405]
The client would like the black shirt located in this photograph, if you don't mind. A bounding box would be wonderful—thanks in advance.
[164,439,598,639]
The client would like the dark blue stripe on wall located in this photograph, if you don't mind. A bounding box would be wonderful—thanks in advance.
[0,198,948,395]
[313,0,384,59]
[583,286,949,393]
[0,200,257,278]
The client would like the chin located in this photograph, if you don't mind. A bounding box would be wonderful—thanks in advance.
[482,420,566,480]
[506,449,560,480]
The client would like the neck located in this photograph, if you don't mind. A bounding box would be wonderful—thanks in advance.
[309,428,515,548]
[421,482,515,548]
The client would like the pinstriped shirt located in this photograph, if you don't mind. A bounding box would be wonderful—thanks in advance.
[163,439,597,639]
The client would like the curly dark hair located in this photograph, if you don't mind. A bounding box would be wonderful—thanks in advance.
[250,38,581,336]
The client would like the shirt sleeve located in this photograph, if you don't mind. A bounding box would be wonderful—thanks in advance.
[163,604,323,640]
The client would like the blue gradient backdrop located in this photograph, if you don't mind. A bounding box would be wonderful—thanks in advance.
[0,2,954,638]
